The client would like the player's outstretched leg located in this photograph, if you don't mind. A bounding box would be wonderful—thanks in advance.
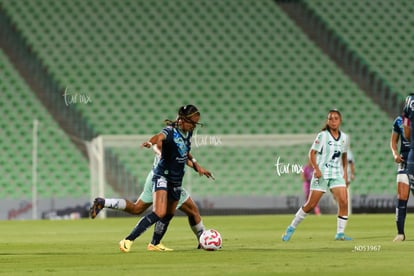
[281,207,307,242]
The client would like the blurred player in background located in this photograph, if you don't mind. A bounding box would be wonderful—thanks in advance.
[346,147,355,214]
[90,142,206,249]
[118,105,213,252]
[346,148,355,184]
[302,160,321,215]
[282,109,351,241]
[398,95,414,241]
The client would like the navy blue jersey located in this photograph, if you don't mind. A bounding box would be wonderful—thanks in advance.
[153,126,192,184]
[402,95,414,174]
[403,96,414,148]
[393,116,410,160]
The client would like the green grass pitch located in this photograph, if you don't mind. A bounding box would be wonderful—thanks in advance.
[1,214,413,275]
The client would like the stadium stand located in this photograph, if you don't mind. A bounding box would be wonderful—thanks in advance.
[0,0,399,199]
[0,49,90,199]
[303,0,414,101]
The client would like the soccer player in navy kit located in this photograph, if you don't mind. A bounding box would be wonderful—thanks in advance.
[119,105,213,252]
[401,94,414,241]
[391,114,411,241]
[90,143,206,248]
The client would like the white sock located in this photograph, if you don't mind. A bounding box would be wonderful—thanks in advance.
[104,198,126,210]
[191,221,205,239]
[291,208,307,228]
[337,216,348,233]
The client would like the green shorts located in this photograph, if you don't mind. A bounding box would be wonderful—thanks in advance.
[138,170,190,209]
[310,177,346,192]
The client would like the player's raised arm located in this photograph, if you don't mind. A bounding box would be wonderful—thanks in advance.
[142,133,166,148]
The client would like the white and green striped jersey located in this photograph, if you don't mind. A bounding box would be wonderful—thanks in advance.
[311,130,349,179]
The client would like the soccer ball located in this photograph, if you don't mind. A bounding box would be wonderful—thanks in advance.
[199,229,222,251]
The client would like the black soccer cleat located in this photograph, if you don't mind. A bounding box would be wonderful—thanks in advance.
[90,197,105,219]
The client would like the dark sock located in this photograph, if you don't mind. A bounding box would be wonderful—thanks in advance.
[188,215,197,226]
[151,214,174,245]
[396,199,408,235]
[125,212,160,241]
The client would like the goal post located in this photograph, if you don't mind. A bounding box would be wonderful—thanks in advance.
[86,133,344,218]
[86,135,150,218]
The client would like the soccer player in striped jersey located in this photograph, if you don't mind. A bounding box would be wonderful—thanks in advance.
[391,114,411,241]
[282,109,351,241]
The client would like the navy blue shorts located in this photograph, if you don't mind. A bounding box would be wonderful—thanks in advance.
[152,175,182,202]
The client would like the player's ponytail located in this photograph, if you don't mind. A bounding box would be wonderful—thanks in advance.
[164,119,176,127]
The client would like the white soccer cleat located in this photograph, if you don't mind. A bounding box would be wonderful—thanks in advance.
[393,234,405,242]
